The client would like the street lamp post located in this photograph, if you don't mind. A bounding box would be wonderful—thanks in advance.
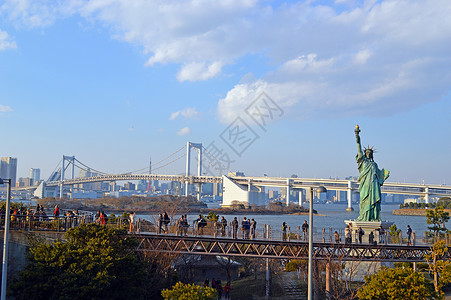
[0,178,11,300]
[308,186,327,300]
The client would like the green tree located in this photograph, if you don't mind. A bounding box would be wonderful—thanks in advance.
[425,240,451,294]
[436,197,451,209]
[10,224,155,299]
[357,267,436,300]
[205,211,219,222]
[161,282,217,300]
[285,259,307,272]
[389,224,401,243]
[426,206,450,237]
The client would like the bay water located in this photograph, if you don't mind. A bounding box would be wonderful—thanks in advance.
[137,203,430,236]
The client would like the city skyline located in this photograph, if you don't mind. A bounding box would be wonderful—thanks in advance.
[0,1,450,185]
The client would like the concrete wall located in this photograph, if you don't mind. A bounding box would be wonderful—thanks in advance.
[222,176,265,207]
[0,230,65,281]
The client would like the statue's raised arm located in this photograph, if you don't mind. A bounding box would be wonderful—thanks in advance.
[355,125,363,156]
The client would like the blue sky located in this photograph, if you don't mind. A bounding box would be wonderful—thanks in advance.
[0,0,450,185]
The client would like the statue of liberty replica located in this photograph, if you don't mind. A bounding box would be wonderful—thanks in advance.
[355,125,390,221]
[346,125,392,246]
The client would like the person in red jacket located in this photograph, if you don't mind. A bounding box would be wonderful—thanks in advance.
[224,281,231,299]
[53,205,60,218]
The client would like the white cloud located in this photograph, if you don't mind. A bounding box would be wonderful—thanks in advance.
[176,61,224,82]
[169,107,200,120]
[177,126,191,136]
[0,29,16,50]
[354,49,371,64]
[2,0,451,119]
[0,105,13,112]
[0,0,74,28]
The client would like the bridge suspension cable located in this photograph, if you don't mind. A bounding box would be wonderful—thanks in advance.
[47,159,63,181]
[119,144,187,174]
[151,153,187,172]
[72,158,110,176]
[201,145,232,175]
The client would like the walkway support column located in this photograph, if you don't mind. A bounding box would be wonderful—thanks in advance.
[265,224,271,299]
[1,179,11,300]
[325,260,331,299]
[197,146,202,201]
[286,179,290,206]
[185,142,191,197]
[346,180,354,211]
[60,156,65,199]
[425,186,430,204]
[299,188,304,206]
[71,157,75,199]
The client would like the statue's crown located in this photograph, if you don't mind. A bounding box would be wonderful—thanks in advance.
[364,145,376,153]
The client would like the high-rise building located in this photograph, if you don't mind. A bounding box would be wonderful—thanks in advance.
[16,177,33,187]
[124,182,136,191]
[30,168,41,185]
[0,157,18,187]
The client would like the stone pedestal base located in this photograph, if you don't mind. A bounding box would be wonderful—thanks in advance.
[343,220,394,281]
[346,207,354,212]
[344,220,393,244]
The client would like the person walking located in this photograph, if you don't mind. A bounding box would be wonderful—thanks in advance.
[163,212,170,233]
[345,225,351,244]
[282,222,288,241]
[220,216,227,237]
[377,225,385,244]
[232,217,238,239]
[100,211,106,225]
[334,231,340,243]
[357,227,365,244]
[182,214,189,236]
[407,225,412,245]
[241,217,249,239]
[302,220,309,241]
[251,219,257,239]
[369,231,374,245]
[53,205,60,218]
[157,214,163,234]
[196,215,207,235]
[224,281,231,299]
[129,212,135,233]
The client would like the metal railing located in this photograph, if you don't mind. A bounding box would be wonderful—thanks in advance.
[2,210,450,247]
[131,220,451,247]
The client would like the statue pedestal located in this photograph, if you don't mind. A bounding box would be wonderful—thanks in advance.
[343,220,394,281]
[344,220,393,244]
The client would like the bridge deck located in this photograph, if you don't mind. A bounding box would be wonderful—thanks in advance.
[135,232,444,262]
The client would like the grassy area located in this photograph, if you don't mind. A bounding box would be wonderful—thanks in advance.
[229,273,285,299]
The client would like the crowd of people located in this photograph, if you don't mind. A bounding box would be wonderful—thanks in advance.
[0,204,90,230]
[203,279,231,299]
[5,206,415,246]
[8,204,49,224]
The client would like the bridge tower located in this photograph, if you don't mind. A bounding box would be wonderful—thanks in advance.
[59,156,75,199]
[185,142,202,200]
[146,157,152,192]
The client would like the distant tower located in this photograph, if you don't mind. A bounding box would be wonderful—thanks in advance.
[30,168,41,185]
[146,156,152,192]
